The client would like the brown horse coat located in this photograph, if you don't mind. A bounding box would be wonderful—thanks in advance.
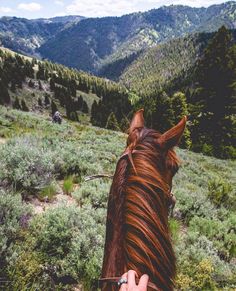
[101,110,186,290]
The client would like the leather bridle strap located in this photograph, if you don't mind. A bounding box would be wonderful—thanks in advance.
[99,277,160,290]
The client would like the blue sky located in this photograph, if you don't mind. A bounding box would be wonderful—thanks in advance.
[0,0,231,19]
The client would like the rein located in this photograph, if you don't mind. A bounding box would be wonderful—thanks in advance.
[98,277,160,290]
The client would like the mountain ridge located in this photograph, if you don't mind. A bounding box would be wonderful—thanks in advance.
[0,2,236,76]
[38,1,236,74]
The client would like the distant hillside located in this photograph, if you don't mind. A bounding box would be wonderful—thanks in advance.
[0,47,131,125]
[0,15,84,56]
[39,2,236,74]
[109,32,212,94]
[110,29,236,96]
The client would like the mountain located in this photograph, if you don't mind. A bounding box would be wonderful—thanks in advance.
[35,15,85,24]
[38,1,236,74]
[116,28,236,96]
[0,15,84,57]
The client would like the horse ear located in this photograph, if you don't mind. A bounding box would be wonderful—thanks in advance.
[157,116,187,149]
[129,109,144,133]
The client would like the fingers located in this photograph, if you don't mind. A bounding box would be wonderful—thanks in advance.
[138,274,149,289]
[119,272,128,291]
[119,270,149,291]
[127,270,138,288]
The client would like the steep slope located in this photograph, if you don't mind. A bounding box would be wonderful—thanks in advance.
[39,2,236,73]
[0,47,130,125]
[0,15,84,56]
[114,28,236,96]
[118,32,212,95]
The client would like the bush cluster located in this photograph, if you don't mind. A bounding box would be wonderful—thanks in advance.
[7,204,106,290]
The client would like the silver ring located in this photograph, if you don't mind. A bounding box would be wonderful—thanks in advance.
[117,278,128,287]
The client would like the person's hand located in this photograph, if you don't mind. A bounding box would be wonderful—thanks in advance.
[119,270,149,291]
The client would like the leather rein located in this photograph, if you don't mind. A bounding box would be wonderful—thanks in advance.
[98,277,160,290]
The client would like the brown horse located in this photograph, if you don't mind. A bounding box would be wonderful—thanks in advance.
[100,109,186,291]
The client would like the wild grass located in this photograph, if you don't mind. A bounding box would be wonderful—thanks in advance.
[63,176,74,195]
[38,182,58,202]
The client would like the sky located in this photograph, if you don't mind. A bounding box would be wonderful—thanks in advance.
[0,0,232,19]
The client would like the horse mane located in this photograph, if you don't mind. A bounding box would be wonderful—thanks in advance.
[102,127,179,291]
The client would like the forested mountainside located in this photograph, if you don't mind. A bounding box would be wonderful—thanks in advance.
[0,15,84,56]
[116,29,236,96]
[129,26,236,159]
[38,1,236,74]
[0,47,132,126]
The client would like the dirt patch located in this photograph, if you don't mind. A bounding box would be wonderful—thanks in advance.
[0,137,6,144]
[32,193,78,215]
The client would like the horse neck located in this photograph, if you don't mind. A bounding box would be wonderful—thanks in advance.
[101,158,128,279]
[101,150,176,291]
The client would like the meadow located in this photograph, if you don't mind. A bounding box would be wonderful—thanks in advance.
[0,105,235,290]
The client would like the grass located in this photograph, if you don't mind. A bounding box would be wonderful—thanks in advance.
[63,176,74,195]
[37,182,58,202]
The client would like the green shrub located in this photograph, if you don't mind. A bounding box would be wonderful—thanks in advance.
[175,188,217,223]
[0,190,31,286]
[208,179,234,209]
[219,145,236,159]
[175,232,236,289]
[176,259,216,290]
[25,204,106,289]
[202,143,214,156]
[7,250,45,291]
[169,218,181,242]
[0,137,55,192]
[189,215,236,260]
[72,179,110,208]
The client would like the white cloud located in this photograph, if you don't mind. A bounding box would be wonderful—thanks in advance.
[66,0,150,17]
[18,2,42,12]
[0,6,13,13]
[54,0,64,6]
[65,0,225,18]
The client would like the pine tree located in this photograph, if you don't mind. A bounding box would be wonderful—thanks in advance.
[50,78,55,91]
[21,100,29,112]
[13,97,21,110]
[38,98,43,107]
[0,80,10,105]
[172,92,191,148]
[28,79,35,88]
[38,80,43,90]
[192,26,236,157]
[51,100,58,115]
[106,112,121,131]
[152,90,174,133]
[82,100,89,113]
[44,94,50,106]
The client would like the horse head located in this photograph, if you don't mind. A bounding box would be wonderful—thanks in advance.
[101,109,186,290]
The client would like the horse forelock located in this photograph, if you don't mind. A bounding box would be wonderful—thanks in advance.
[102,128,178,290]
